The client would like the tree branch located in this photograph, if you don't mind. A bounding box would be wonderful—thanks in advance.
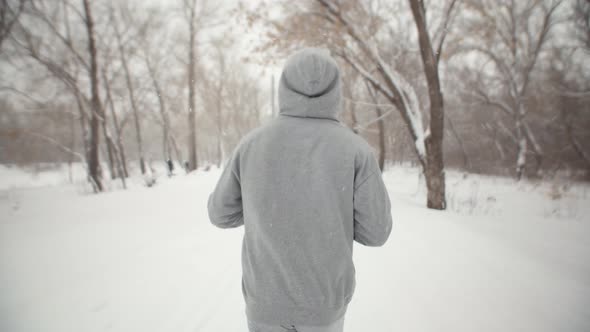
[435,0,459,64]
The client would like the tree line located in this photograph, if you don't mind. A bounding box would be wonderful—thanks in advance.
[245,0,589,209]
[0,0,266,192]
[0,0,588,210]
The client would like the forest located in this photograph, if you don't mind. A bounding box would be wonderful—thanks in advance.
[0,0,588,206]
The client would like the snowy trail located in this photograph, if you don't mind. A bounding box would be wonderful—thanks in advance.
[1,169,589,332]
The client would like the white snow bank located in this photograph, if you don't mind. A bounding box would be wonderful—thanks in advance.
[0,163,87,190]
[0,166,589,332]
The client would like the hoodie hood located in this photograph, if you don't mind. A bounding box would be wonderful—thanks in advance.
[278,48,342,121]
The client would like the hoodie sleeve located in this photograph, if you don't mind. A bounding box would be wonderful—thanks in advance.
[353,148,393,247]
[207,147,244,229]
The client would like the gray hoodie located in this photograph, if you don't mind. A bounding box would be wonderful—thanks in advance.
[207,48,393,326]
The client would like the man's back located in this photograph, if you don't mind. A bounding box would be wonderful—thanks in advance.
[207,48,393,329]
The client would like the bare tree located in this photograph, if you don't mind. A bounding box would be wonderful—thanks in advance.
[102,68,129,179]
[180,0,205,171]
[129,5,184,167]
[408,0,454,208]
[207,40,231,167]
[10,3,90,148]
[7,0,108,190]
[458,0,564,179]
[81,0,103,191]
[177,0,220,171]
[110,4,147,175]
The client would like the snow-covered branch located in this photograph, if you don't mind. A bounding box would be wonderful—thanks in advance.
[434,0,459,64]
[318,0,428,159]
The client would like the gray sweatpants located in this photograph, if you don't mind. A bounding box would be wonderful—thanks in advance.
[247,315,345,332]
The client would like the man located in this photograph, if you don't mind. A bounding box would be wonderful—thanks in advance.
[207,48,393,332]
[166,158,174,177]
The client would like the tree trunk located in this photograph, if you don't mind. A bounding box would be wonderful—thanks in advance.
[216,73,224,168]
[515,119,527,180]
[168,134,183,167]
[146,58,172,161]
[82,0,103,192]
[523,121,543,176]
[113,13,145,174]
[98,85,119,181]
[74,92,89,170]
[102,118,116,179]
[103,69,129,178]
[423,139,446,209]
[163,133,169,160]
[188,56,198,171]
[410,0,446,209]
[107,134,127,189]
[187,3,199,171]
[68,110,75,183]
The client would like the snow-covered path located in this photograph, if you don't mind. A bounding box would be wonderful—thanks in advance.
[1,168,589,332]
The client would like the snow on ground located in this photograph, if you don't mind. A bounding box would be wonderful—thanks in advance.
[0,164,87,191]
[0,165,589,332]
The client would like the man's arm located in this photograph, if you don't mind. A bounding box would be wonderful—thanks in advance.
[207,148,244,229]
[353,149,393,246]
